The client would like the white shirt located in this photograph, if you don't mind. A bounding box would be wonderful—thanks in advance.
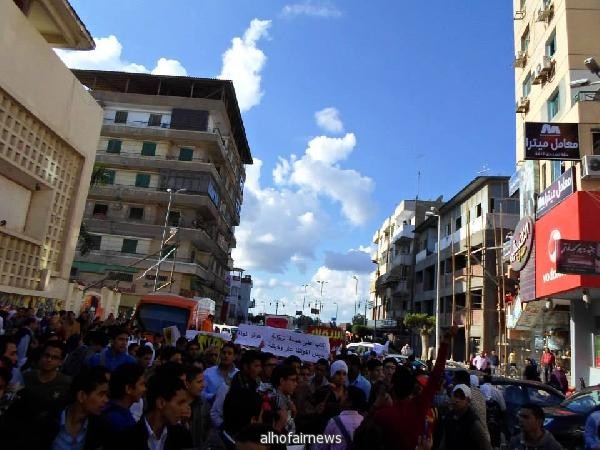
[145,418,168,450]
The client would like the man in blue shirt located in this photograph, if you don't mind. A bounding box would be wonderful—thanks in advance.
[88,327,135,372]
[345,354,371,401]
[102,363,146,433]
[201,342,238,404]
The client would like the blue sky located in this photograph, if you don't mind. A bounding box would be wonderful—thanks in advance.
[61,0,516,322]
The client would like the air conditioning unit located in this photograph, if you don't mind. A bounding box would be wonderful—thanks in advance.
[539,56,553,75]
[513,51,528,68]
[514,9,526,20]
[536,1,554,22]
[581,155,600,179]
[532,65,545,85]
[516,97,530,113]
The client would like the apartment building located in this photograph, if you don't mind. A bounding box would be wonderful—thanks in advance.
[510,0,600,385]
[225,268,253,325]
[370,200,443,327]
[70,70,252,319]
[0,1,102,309]
[412,177,519,361]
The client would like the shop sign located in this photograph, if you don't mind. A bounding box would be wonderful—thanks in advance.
[556,239,600,275]
[536,167,576,219]
[524,122,580,160]
[367,319,397,328]
[509,216,535,272]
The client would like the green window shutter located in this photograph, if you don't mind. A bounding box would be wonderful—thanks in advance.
[121,239,138,254]
[106,140,122,154]
[179,147,193,161]
[103,170,116,185]
[135,173,151,187]
[141,142,157,156]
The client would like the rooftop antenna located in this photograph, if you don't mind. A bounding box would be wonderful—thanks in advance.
[416,170,421,201]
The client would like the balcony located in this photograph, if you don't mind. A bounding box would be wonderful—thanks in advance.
[415,249,430,264]
[89,184,220,222]
[392,279,410,296]
[392,224,414,242]
[391,253,412,267]
[574,90,600,103]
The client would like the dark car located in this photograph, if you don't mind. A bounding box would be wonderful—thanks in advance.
[490,378,565,437]
[543,385,600,449]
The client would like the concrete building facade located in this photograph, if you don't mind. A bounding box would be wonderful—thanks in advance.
[0,0,103,310]
[225,269,253,325]
[70,70,252,319]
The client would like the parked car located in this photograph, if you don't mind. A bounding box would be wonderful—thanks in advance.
[543,385,600,449]
[388,354,428,373]
[490,378,565,438]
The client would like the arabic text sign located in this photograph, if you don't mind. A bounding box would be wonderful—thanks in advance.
[556,239,600,275]
[235,324,330,362]
[536,167,576,219]
[524,122,580,160]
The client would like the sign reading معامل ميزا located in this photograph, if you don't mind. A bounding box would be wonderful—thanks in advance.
[510,216,535,272]
[524,122,580,160]
[556,239,600,276]
[536,167,576,219]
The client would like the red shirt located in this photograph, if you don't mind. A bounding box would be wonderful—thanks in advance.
[373,343,448,450]
[542,351,555,366]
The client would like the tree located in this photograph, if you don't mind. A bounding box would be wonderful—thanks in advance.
[403,313,435,360]
[352,314,366,325]
[351,324,369,339]
[77,164,110,255]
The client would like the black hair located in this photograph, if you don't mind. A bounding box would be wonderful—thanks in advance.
[155,361,185,380]
[160,346,182,362]
[0,366,11,386]
[483,374,493,384]
[68,366,109,404]
[186,340,200,350]
[175,337,188,347]
[235,423,273,445]
[136,345,154,358]
[284,355,302,365]
[391,365,416,400]
[271,364,297,387]
[84,330,109,347]
[345,354,362,368]
[109,363,145,399]
[146,374,187,410]
[41,340,65,358]
[223,387,262,435]
[316,358,330,369]
[185,365,204,382]
[346,385,368,411]
[367,359,382,371]
[128,342,139,353]
[0,336,16,356]
[24,317,37,327]
[521,403,545,422]
[383,357,398,367]
[221,342,236,353]
[453,370,471,387]
[241,350,262,368]
[260,352,276,364]
[108,326,129,341]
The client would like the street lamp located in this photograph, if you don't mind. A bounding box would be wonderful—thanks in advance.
[316,280,328,323]
[352,275,359,317]
[333,302,339,325]
[154,188,186,291]
[569,57,600,88]
[425,207,441,355]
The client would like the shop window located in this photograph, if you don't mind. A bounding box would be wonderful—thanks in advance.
[121,239,138,254]
[141,142,156,156]
[114,110,128,124]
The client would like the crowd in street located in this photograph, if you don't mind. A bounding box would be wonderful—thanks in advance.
[0,306,570,449]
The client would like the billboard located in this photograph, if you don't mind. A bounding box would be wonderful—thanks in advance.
[524,122,580,160]
[556,240,600,275]
[509,217,534,272]
[536,167,576,219]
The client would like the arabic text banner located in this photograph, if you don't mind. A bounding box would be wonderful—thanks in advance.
[235,324,331,362]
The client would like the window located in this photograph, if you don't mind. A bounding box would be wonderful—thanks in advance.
[593,131,600,155]
[167,211,181,226]
[208,180,220,206]
[141,142,156,156]
[545,31,556,57]
[547,90,560,119]
[121,239,138,254]
[489,198,495,213]
[106,139,122,154]
[129,207,144,220]
[550,160,563,182]
[108,272,134,282]
[445,223,451,236]
[455,216,462,230]
[103,170,116,185]
[92,204,108,216]
[148,114,162,127]
[541,163,547,189]
[135,173,151,188]
[179,148,194,161]
[114,111,128,124]
[476,204,482,217]
[88,235,102,250]
[522,72,532,98]
[520,26,530,52]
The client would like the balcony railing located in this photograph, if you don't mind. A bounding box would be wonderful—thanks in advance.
[392,225,414,242]
[104,117,172,129]
[574,90,600,103]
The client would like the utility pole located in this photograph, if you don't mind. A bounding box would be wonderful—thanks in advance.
[302,284,310,312]
[352,275,359,317]
[154,188,185,291]
[316,280,328,325]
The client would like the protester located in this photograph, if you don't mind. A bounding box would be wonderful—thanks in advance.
[183,365,207,448]
[366,358,384,384]
[346,354,371,400]
[509,404,563,450]
[315,385,366,450]
[382,357,398,387]
[489,350,500,375]
[548,363,568,394]
[481,373,506,449]
[222,381,264,449]
[135,344,154,369]
[102,362,146,433]
[585,409,600,450]
[401,343,413,357]
[439,384,491,450]
[271,363,299,434]
[16,316,38,368]
[202,342,238,404]
[473,351,489,372]
[87,326,136,372]
[524,358,540,381]
[541,348,556,384]
[453,370,487,432]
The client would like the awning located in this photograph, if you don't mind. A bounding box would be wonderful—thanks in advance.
[72,261,139,274]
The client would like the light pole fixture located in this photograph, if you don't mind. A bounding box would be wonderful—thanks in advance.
[154,188,186,291]
[425,207,442,355]
[316,280,328,324]
[333,302,339,324]
[352,275,359,317]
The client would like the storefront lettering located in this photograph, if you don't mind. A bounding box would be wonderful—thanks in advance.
[510,217,534,271]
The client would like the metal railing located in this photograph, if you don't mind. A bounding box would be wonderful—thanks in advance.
[574,90,600,103]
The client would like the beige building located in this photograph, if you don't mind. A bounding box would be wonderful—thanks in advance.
[0,1,103,310]
[513,0,600,206]
[70,70,252,319]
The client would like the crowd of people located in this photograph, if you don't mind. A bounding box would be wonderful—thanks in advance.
[0,306,566,449]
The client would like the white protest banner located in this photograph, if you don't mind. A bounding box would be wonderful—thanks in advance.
[235,324,330,362]
[186,329,232,342]
[163,326,181,346]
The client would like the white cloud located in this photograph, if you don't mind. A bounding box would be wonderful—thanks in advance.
[218,19,271,112]
[55,35,188,76]
[282,1,342,18]
[305,133,355,165]
[151,58,188,76]
[315,107,344,134]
